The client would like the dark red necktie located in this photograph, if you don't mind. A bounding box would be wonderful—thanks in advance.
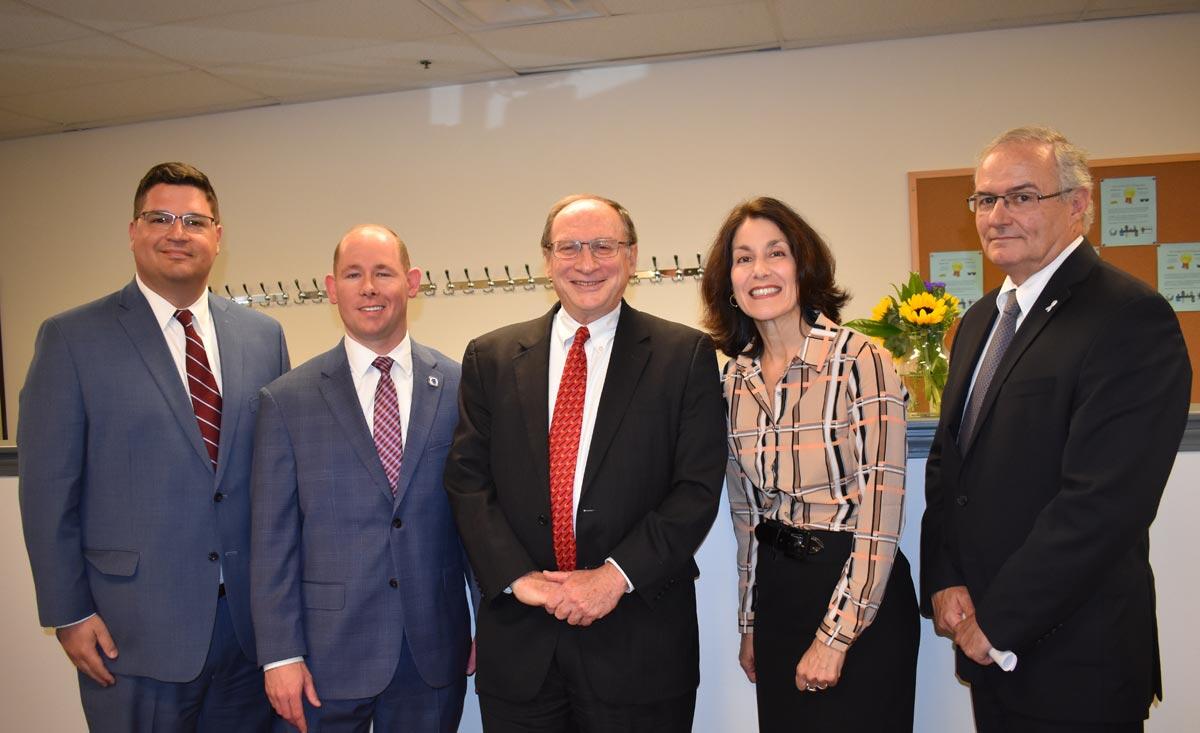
[548,326,589,571]
[372,356,404,496]
[175,309,222,471]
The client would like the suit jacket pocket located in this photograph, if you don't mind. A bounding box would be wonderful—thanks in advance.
[83,548,140,577]
[301,581,345,610]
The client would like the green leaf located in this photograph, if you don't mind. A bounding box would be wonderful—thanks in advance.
[843,319,902,339]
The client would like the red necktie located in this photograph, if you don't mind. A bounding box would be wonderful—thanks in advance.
[372,356,403,496]
[175,309,222,471]
[548,326,590,572]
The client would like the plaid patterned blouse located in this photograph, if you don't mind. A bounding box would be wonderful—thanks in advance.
[723,313,908,652]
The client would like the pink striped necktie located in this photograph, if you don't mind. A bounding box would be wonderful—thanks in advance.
[548,325,589,571]
[175,309,222,471]
[372,356,403,495]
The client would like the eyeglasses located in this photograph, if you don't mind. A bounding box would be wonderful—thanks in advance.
[967,189,1071,213]
[137,210,218,231]
[545,238,631,260]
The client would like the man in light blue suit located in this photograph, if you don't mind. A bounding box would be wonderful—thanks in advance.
[19,162,290,731]
[251,224,475,733]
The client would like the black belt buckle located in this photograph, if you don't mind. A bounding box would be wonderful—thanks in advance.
[756,520,824,560]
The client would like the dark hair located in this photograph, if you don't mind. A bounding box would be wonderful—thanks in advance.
[133,162,219,221]
[540,194,638,250]
[701,196,849,358]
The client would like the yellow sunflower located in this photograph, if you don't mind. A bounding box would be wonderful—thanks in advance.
[870,296,893,321]
[942,293,960,309]
[899,292,947,325]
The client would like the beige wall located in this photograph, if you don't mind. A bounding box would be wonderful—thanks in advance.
[2,13,1199,732]
[3,13,1199,441]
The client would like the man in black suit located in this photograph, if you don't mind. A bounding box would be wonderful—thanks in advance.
[921,126,1191,732]
[444,194,726,732]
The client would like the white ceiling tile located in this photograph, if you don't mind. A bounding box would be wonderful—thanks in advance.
[0,105,61,139]
[0,35,188,97]
[1082,0,1200,18]
[597,0,745,14]
[473,2,776,69]
[773,0,1088,45]
[21,0,305,33]
[0,0,94,50]
[116,0,457,67]
[209,35,514,100]
[0,69,269,126]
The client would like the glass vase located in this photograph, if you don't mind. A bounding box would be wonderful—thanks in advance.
[894,335,948,416]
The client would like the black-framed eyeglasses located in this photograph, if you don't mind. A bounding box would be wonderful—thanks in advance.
[137,210,218,231]
[967,189,1072,213]
[545,238,631,260]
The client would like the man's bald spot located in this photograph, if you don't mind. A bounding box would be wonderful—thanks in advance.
[333,224,412,271]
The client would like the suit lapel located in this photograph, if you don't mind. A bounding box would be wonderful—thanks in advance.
[210,294,244,488]
[318,343,393,501]
[580,303,650,499]
[512,310,555,495]
[394,341,443,507]
[962,242,1097,455]
[116,281,211,472]
[943,291,997,437]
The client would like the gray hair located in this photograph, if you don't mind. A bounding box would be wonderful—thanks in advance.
[977,125,1094,229]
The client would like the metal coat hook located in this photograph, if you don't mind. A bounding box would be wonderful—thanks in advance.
[423,271,437,297]
[483,267,496,293]
[672,255,685,282]
[225,284,251,306]
[443,270,456,296]
[462,269,475,295]
[650,257,663,283]
[523,264,537,291]
[502,266,516,292]
[694,253,704,279]
[269,281,289,305]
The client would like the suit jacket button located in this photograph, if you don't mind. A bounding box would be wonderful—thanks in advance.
[392,518,403,529]
[389,578,399,588]
[208,551,220,562]
[537,514,548,526]
[213,492,224,503]
[955,495,968,507]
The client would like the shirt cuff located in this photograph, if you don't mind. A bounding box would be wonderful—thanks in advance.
[604,557,634,593]
[264,657,304,671]
[56,612,97,629]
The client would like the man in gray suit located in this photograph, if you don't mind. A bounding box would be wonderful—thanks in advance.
[251,224,475,733]
[19,162,290,731]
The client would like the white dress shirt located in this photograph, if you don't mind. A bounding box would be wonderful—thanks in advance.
[964,236,1083,406]
[136,274,223,394]
[547,304,633,592]
[344,332,414,442]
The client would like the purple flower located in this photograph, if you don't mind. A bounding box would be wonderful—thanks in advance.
[925,281,946,291]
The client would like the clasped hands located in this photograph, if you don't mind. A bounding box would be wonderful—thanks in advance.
[511,564,626,626]
[931,585,994,666]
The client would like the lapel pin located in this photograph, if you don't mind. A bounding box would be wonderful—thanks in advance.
[1045,299,1058,313]
[428,375,439,388]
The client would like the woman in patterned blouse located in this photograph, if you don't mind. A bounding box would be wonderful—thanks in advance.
[700,197,919,732]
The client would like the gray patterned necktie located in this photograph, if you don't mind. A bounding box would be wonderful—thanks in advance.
[958,295,1021,450]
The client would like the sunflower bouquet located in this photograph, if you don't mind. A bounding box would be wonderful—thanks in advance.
[843,273,961,413]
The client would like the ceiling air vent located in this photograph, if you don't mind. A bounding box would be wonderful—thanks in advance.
[420,0,604,31]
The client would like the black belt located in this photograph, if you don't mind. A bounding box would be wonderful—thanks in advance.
[754,519,828,560]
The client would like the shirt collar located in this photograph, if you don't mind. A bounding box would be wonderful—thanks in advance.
[734,311,840,374]
[135,273,211,333]
[344,332,413,379]
[553,302,621,348]
[997,235,1083,316]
